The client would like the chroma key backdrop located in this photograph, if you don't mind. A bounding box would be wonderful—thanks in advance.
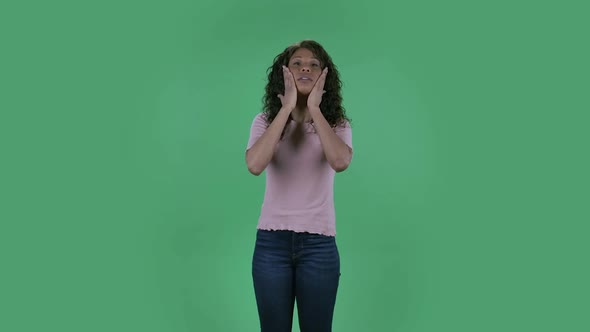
[1,0,588,331]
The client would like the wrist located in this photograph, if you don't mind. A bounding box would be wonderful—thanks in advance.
[280,106,295,114]
[308,106,321,114]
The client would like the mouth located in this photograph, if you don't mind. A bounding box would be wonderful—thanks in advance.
[297,76,313,82]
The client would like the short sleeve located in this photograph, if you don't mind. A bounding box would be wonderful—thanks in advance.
[334,120,353,151]
[246,113,268,151]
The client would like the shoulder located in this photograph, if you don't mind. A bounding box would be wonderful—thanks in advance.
[250,112,269,126]
[252,112,269,123]
[248,112,270,136]
[333,119,352,131]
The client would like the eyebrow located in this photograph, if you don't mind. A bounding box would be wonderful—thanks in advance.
[291,56,320,60]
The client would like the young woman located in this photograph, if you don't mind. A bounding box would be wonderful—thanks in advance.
[245,40,353,332]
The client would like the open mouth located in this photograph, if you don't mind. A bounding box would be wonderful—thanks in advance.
[298,77,313,82]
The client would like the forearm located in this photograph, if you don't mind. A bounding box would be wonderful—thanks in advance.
[309,107,352,172]
[246,107,292,175]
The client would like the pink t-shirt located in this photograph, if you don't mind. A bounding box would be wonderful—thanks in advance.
[246,112,353,236]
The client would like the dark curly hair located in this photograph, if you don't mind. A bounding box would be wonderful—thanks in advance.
[262,40,351,131]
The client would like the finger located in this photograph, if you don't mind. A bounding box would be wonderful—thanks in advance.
[320,68,328,86]
[282,66,295,87]
[283,65,293,75]
[312,77,322,91]
[314,74,327,92]
[282,66,289,81]
[286,68,296,85]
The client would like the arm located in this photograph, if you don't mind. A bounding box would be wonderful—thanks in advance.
[246,65,298,175]
[306,67,353,172]
[309,108,353,172]
[245,107,292,175]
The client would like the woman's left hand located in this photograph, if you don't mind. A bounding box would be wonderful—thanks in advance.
[307,67,328,109]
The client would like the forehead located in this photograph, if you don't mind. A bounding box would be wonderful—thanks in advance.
[290,48,318,60]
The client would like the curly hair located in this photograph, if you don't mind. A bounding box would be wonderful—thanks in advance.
[262,40,351,131]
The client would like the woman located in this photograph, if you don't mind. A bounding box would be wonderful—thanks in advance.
[245,40,353,332]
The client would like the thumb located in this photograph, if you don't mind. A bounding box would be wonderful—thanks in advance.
[277,94,284,102]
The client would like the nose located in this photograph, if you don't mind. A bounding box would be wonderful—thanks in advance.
[300,66,311,73]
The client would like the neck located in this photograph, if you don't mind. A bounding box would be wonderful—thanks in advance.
[291,94,312,123]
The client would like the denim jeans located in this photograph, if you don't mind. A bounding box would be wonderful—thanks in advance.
[252,229,341,332]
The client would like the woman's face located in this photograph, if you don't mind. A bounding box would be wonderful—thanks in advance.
[287,48,323,95]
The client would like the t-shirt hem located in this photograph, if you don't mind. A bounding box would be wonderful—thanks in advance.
[256,223,336,237]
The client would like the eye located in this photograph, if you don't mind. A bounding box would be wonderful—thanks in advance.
[312,63,319,67]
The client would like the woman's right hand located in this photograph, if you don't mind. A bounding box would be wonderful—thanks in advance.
[277,65,297,110]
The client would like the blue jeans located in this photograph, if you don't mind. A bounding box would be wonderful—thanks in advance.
[252,229,341,332]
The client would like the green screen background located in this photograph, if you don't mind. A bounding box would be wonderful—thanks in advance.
[2,0,588,331]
